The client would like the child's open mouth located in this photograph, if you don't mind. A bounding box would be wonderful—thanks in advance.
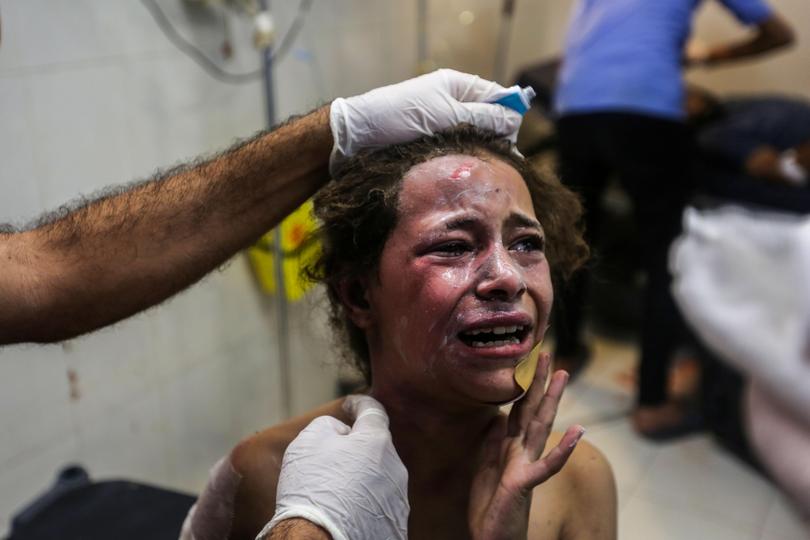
[458,325,530,348]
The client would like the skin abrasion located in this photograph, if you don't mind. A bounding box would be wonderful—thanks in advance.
[450,162,475,180]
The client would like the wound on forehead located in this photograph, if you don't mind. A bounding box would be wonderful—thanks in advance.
[449,162,475,180]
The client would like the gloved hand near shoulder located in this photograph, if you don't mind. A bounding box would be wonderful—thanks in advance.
[258,395,409,540]
[330,69,524,172]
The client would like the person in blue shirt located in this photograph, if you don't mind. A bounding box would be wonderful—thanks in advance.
[552,0,794,439]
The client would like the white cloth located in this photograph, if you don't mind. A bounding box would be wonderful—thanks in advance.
[670,206,810,422]
[671,206,810,520]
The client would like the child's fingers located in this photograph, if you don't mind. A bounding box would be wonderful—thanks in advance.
[525,369,569,460]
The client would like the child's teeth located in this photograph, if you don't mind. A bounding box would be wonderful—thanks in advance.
[471,337,521,348]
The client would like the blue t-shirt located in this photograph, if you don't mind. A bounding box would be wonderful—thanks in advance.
[555,0,773,120]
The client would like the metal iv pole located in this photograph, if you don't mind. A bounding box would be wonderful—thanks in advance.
[494,0,517,83]
[257,0,292,420]
[417,0,430,73]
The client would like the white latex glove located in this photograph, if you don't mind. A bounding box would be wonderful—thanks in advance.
[329,68,524,173]
[257,395,409,540]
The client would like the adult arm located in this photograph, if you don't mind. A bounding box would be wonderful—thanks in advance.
[688,12,794,67]
[0,107,332,345]
[266,519,330,540]
[0,69,522,345]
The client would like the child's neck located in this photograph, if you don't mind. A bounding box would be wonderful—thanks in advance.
[369,384,500,476]
[367,386,500,539]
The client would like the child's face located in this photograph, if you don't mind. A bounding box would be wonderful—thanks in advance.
[365,153,553,405]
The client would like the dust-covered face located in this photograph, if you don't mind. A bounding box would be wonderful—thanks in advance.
[365,153,553,405]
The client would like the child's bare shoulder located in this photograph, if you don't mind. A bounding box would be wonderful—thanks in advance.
[227,398,349,539]
[529,432,617,540]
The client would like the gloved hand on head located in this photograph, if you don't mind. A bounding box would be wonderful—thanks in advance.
[329,68,525,173]
[258,395,409,540]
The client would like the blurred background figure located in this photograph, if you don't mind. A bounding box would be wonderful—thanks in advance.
[550,0,794,439]
[668,86,810,528]
[688,85,810,212]
[671,205,810,525]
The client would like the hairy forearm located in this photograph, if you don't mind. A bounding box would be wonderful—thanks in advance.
[267,519,331,540]
[0,106,331,345]
[704,15,794,65]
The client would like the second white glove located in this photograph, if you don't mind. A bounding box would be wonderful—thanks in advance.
[258,395,409,540]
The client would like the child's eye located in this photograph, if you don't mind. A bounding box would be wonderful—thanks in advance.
[434,241,473,257]
[512,236,545,253]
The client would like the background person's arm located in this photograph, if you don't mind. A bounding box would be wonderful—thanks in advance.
[0,107,332,345]
[745,140,810,185]
[687,13,795,66]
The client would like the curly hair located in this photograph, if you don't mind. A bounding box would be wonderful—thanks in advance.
[306,125,587,383]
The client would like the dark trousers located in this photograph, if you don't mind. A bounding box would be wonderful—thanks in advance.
[555,113,693,406]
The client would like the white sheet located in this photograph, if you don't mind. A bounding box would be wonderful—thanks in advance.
[670,206,810,425]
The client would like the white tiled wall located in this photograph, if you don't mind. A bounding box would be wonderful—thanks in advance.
[2,0,808,535]
[0,76,40,226]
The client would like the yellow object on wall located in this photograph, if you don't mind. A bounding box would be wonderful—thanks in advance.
[247,199,320,302]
